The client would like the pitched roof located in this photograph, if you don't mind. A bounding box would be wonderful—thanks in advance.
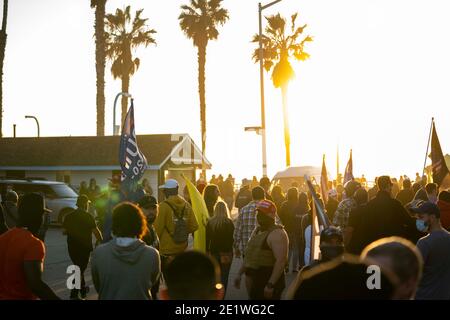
[0,134,210,169]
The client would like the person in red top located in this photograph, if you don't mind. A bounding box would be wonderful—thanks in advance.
[0,193,59,300]
[438,191,450,231]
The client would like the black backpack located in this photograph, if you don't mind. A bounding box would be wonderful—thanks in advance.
[165,201,189,244]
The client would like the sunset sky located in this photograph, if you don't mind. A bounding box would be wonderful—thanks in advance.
[3,0,450,182]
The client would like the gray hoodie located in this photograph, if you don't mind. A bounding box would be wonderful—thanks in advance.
[91,238,160,300]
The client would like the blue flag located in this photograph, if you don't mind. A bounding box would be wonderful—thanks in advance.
[119,99,147,190]
[343,149,354,185]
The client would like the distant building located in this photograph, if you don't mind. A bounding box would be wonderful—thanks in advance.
[0,134,211,200]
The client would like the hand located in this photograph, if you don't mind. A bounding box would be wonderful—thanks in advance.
[264,285,274,299]
[234,249,241,258]
[234,276,241,289]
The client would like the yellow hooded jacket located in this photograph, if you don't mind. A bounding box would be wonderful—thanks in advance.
[154,195,199,256]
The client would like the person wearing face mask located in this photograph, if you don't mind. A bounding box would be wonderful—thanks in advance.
[297,226,345,276]
[410,201,450,300]
[234,200,288,300]
[138,195,160,250]
[138,195,160,299]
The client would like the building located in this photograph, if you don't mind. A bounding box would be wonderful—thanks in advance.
[0,134,211,200]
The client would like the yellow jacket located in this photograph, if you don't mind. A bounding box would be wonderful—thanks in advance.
[154,195,199,255]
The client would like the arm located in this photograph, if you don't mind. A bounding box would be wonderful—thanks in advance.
[267,229,289,286]
[154,203,167,238]
[233,213,243,257]
[90,253,100,294]
[23,261,60,300]
[92,227,103,244]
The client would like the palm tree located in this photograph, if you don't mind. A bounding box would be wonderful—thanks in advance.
[91,0,106,136]
[105,6,156,124]
[178,0,229,177]
[252,13,312,167]
[0,0,8,138]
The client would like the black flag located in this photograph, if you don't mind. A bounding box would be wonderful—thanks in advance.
[430,121,450,187]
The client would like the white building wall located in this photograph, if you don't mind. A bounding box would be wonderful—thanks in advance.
[26,171,58,181]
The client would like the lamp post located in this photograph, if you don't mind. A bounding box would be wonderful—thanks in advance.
[113,92,132,135]
[257,0,282,177]
[25,115,40,137]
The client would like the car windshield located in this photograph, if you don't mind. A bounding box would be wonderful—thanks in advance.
[50,184,78,198]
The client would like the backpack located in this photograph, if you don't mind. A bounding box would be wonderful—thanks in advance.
[165,201,189,244]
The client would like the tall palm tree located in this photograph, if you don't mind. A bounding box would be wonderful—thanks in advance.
[91,0,106,136]
[0,0,8,138]
[178,0,229,177]
[105,6,156,125]
[252,13,312,167]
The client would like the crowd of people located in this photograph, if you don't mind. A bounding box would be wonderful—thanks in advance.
[0,171,450,300]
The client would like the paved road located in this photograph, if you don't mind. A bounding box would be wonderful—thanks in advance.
[43,227,297,300]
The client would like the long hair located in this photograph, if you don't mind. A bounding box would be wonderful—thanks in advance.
[203,184,220,217]
[208,200,230,231]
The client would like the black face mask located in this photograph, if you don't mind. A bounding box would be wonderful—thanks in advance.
[147,215,156,224]
[320,245,344,261]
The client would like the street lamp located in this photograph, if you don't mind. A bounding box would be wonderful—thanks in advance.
[25,115,40,138]
[113,92,133,135]
[257,0,282,177]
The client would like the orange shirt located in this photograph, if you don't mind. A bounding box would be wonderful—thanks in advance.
[0,228,45,300]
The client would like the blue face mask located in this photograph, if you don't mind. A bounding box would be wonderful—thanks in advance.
[416,219,428,233]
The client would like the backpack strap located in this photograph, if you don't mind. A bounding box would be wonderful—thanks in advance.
[164,201,186,219]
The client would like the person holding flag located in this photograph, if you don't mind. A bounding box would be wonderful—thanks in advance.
[103,99,147,243]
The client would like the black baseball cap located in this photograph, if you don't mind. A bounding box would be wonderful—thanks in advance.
[320,226,343,244]
[410,201,440,218]
[138,195,158,209]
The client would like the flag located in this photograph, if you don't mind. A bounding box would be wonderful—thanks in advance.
[321,154,329,204]
[305,175,328,263]
[119,99,148,190]
[430,120,450,188]
[343,149,354,185]
[182,174,209,253]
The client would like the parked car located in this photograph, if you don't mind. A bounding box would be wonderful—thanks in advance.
[0,179,78,224]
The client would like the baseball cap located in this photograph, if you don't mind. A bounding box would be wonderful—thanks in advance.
[409,201,440,217]
[138,195,158,209]
[159,179,179,189]
[241,178,250,187]
[256,200,277,219]
[18,193,52,214]
[320,226,343,244]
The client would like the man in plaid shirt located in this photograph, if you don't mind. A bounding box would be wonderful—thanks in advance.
[333,180,361,229]
[233,186,266,258]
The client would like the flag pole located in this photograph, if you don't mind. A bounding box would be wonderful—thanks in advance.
[422,117,434,178]
[310,199,316,264]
